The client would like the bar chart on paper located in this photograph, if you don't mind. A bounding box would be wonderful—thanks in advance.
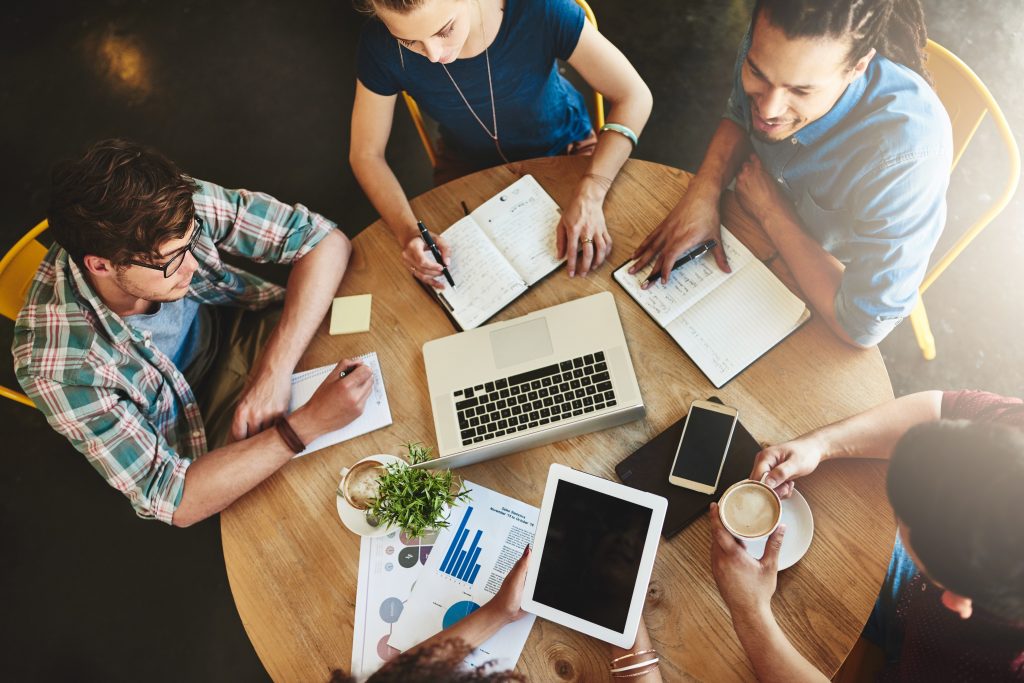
[439,506,484,585]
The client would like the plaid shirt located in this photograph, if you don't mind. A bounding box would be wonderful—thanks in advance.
[12,180,336,524]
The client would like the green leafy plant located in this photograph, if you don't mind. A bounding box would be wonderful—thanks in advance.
[367,442,471,538]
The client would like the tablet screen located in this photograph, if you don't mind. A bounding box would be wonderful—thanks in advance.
[532,480,653,631]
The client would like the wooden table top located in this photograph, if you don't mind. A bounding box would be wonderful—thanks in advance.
[221,157,895,683]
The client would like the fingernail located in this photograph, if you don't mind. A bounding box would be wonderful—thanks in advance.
[569,271,575,278]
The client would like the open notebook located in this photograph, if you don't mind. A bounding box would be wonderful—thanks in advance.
[428,174,564,331]
[614,227,810,388]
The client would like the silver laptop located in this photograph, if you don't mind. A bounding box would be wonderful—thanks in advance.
[418,292,645,469]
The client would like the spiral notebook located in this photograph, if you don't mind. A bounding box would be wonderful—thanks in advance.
[613,227,810,388]
[287,352,393,457]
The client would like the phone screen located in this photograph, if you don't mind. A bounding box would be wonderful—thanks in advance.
[671,407,737,485]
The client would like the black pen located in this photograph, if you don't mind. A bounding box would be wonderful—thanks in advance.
[338,364,360,379]
[417,220,456,288]
[643,239,718,287]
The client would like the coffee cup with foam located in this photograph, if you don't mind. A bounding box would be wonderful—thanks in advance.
[718,472,782,543]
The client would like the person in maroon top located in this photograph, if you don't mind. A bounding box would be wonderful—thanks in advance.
[708,389,1024,681]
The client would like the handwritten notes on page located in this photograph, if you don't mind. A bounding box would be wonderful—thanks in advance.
[287,352,392,457]
[613,226,809,388]
[613,227,755,326]
[664,264,809,387]
[473,174,564,285]
[429,175,564,330]
[438,216,528,331]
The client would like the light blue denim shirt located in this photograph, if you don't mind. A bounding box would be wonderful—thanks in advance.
[724,32,952,346]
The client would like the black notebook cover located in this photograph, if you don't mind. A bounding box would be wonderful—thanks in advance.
[615,397,761,539]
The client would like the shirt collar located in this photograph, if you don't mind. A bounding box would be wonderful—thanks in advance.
[63,251,139,346]
[790,66,870,147]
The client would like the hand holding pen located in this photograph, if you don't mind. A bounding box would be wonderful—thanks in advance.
[641,239,717,289]
[401,220,453,290]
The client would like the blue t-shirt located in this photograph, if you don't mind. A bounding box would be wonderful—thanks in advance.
[357,0,592,166]
[723,30,952,346]
[125,297,204,372]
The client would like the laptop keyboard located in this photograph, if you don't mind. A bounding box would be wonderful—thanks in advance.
[453,351,617,447]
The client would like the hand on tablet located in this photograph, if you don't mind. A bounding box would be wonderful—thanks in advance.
[489,545,532,625]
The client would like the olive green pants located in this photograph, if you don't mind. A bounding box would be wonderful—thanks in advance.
[193,305,283,451]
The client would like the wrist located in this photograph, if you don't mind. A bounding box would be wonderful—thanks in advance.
[286,408,323,446]
[579,173,612,202]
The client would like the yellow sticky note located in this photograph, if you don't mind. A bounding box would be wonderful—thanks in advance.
[330,294,372,335]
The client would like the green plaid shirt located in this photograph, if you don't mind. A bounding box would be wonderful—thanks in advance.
[12,180,336,524]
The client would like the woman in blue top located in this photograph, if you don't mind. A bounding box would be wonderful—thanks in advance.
[350,0,652,285]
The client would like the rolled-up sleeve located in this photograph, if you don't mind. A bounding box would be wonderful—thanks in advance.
[833,150,949,346]
[21,374,190,524]
[192,179,336,266]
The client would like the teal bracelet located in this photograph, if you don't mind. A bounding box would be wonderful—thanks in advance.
[600,122,639,148]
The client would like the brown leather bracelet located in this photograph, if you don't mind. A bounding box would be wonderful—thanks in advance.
[274,416,306,454]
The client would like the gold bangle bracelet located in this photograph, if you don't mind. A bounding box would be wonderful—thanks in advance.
[612,664,661,679]
[610,649,657,666]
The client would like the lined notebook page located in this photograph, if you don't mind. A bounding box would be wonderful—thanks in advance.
[438,216,528,330]
[287,352,393,457]
[472,174,564,285]
[613,227,755,327]
[664,262,808,387]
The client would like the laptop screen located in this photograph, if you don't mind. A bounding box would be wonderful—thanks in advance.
[530,479,653,631]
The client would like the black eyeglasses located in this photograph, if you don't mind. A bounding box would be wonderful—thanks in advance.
[127,216,204,278]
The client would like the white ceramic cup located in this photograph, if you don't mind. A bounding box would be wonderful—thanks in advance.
[718,472,783,543]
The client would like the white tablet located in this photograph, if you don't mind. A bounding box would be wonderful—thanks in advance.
[522,464,668,648]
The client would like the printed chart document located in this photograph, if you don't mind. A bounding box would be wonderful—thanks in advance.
[429,174,564,331]
[614,227,810,388]
[287,351,392,456]
[351,529,438,680]
[388,481,539,671]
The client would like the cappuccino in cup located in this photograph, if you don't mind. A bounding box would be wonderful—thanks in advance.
[719,476,781,540]
[340,459,384,510]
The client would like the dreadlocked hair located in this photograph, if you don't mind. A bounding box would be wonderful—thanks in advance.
[754,0,931,84]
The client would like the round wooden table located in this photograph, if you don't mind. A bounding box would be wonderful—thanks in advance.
[221,157,895,682]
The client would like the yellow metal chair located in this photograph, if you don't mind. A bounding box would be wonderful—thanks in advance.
[401,0,606,168]
[0,219,48,408]
[909,40,1020,360]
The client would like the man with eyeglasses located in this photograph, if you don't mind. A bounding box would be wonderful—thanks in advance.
[12,139,371,527]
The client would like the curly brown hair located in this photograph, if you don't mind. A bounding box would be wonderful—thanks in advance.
[48,138,199,267]
[329,638,526,682]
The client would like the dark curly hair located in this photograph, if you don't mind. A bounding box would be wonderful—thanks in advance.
[754,0,931,83]
[329,639,526,682]
[888,420,1024,623]
[48,138,198,267]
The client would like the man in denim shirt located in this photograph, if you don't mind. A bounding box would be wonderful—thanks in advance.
[633,0,951,347]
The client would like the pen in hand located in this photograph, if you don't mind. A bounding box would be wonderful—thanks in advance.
[642,239,718,288]
[417,220,456,288]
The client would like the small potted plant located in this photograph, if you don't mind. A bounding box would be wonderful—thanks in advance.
[367,442,471,538]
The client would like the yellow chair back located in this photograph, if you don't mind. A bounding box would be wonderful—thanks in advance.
[909,41,1020,360]
[402,0,605,168]
[1,219,49,407]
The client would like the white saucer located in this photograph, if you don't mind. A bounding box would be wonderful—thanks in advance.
[742,488,814,570]
[336,454,406,537]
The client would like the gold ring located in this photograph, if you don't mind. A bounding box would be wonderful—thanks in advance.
[582,237,594,244]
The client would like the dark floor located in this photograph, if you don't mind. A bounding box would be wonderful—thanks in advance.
[2,1,1021,681]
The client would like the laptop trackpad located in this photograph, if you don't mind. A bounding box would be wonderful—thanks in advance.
[490,317,553,369]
